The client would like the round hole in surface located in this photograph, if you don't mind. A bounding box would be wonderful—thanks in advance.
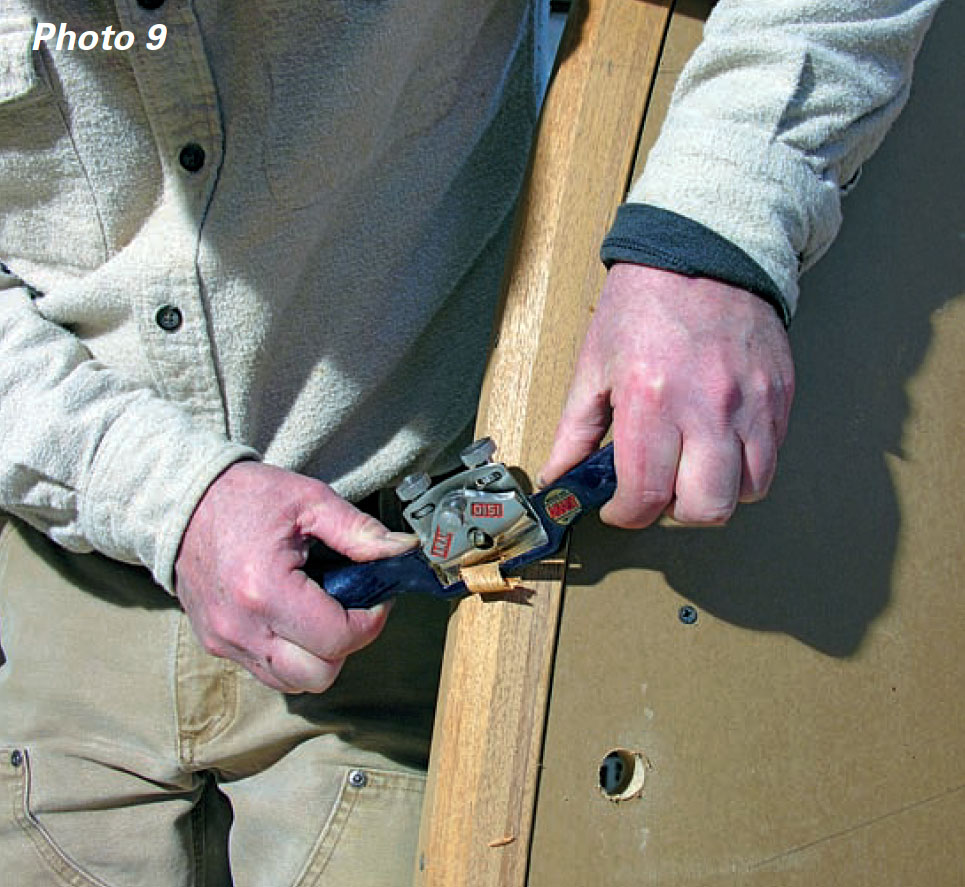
[598,749,647,802]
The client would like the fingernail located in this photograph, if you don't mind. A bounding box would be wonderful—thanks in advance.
[383,531,419,551]
[359,523,416,545]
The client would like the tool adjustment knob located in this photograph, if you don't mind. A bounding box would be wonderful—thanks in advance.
[460,437,497,469]
[396,472,432,502]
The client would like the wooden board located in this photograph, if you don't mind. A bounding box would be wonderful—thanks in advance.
[414,2,673,884]
[528,1,965,884]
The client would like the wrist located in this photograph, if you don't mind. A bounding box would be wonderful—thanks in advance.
[600,203,790,328]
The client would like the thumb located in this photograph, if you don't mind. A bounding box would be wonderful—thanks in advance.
[300,487,418,563]
[538,382,612,487]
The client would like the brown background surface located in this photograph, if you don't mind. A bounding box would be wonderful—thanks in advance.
[529,1,965,884]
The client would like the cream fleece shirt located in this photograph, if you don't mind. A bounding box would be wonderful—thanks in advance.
[625,0,944,316]
[0,0,941,590]
[0,0,539,589]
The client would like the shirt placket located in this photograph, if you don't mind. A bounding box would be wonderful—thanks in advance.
[114,0,230,434]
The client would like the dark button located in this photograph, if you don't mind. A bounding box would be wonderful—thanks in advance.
[179,143,205,173]
[137,0,165,9]
[10,750,23,768]
[155,305,183,332]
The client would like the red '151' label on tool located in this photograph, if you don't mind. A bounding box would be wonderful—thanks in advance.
[470,502,504,519]
[544,489,582,526]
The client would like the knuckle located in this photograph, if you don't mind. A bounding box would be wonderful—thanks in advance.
[248,659,290,693]
[782,373,796,403]
[748,370,793,415]
[333,513,384,557]
[641,374,669,405]
[625,367,669,409]
[749,370,776,404]
[302,668,340,695]
[637,489,673,515]
[602,493,668,529]
[204,608,243,651]
[674,497,734,526]
[322,634,362,662]
[347,613,389,649]
[306,624,350,662]
[705,377,743,425]
[279,653,343,695]
[698,505,733,525]
[560,419,608,451]
[236,580,270,614]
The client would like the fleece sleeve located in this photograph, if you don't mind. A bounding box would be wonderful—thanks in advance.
[0,274,258,592]
[602,0,945,320]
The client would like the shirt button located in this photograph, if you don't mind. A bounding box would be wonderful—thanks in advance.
[179,143,206,173]
[155,305,183,332]
[137,0,165,9]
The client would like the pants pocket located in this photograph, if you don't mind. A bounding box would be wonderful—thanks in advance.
[0,747,108,887]
[296,766,425,887]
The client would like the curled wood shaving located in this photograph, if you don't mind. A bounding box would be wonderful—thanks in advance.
[459,561,521,594]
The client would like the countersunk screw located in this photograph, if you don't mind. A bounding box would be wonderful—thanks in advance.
[348,769,368,789]
[678,605,698,625]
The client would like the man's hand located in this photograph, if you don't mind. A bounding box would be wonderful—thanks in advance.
[540,263,794,527]
[174,461,417,693]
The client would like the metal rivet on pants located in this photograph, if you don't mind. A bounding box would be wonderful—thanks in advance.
[678,605,698,625]
[348,769,368,789]
[10,749,23,768]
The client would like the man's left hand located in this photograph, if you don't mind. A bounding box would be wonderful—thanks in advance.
[539,263,795,528]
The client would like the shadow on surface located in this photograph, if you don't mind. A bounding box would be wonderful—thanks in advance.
[569,4,965,658]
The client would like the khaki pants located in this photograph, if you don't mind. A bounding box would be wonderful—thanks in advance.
[0,521,447,886]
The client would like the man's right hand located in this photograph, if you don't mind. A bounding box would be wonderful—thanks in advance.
[174,461,417,694]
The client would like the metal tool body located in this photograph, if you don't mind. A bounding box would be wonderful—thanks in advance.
[320,441,617,609]
[397,437,549,587]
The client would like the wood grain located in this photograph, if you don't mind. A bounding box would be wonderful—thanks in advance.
[414,3,672,884]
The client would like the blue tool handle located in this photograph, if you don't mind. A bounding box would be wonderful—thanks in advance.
[489,443,617,574]
[550,441,617,511]
[318,547,455,609]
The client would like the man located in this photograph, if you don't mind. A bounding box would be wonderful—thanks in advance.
[0,1,942,883]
